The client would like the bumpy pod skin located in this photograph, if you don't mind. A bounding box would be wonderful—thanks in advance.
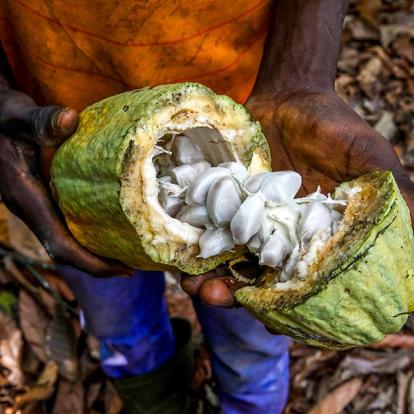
[236,171,414,350]
[51,83,270,274]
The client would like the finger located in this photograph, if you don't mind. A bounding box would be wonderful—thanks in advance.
[0,136,133,277]
[180,271,220,296]
[199,277,247,308]
[0,91,78,146]
[22,106,79,147]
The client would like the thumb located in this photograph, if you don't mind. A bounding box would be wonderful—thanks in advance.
[0,90,79,147]
[21,106,79,147]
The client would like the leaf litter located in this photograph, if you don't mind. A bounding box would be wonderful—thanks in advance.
[0,1,413,413]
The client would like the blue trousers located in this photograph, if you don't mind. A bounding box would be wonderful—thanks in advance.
[59,267,290,414]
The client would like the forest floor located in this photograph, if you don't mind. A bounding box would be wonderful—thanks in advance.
[0,0,413,413]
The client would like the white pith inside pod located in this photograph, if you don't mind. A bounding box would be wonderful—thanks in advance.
[113,85,272,274]
[152,127,348,286]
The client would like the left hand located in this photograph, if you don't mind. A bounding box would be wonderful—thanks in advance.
[181,88,414,307]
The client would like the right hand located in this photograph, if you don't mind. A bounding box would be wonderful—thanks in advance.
[0,88,132,276]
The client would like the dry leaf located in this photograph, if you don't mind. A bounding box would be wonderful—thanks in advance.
[79,346,100,381]
[308,378,363,414]
[104,381,123,414]
[371,334,414,349]
[366,380,394,410]
[46,304,78,381]
[19,291,49,363]
[5,409,21,414]
[293,351,337,389]
[6,214,50,264]
[4,257,37,295]
[21,403,45,414]
[374,110,397,140]
[356,57,382,95]
[346,18,379,41]
[356,0,381,28]
[392,34,414,64]
[22,347,41,377]
[0,203,12,248]
[15,361,58,408]
[0,267,12,285]
[192,345,212,389]
[397,371,411,414]
[52,379,84,414]
[407,375,414,414]
[86,382,101,411]
[0,313,24,386]
[380,25,414,48]
[339,350,413,376]
[42,272,75,303]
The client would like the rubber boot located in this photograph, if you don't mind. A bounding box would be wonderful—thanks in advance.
[113,318,194,414]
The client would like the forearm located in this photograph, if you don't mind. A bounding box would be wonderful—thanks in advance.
[254,0,350,94]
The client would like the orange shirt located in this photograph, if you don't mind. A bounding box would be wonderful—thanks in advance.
[0,0,271,111]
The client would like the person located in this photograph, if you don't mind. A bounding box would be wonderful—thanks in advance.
[0,1,413,413]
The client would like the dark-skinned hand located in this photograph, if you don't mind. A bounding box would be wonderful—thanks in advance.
[0,88,132,276]
[181,89,414,308]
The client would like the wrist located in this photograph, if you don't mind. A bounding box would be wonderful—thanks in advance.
[253,0,349,96]
[252,74,335,98]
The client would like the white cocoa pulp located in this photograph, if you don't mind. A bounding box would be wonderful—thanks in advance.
[153,129,346,284]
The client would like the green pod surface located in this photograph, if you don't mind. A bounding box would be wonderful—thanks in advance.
[51,83,270,274]
[52,83,414,350]
[236,171,414,349]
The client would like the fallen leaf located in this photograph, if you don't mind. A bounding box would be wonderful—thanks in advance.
[19,291,49,363]
[407,375,414,414]
[192,345,212,390]
[308,378,363,414]
[374,110,398,139]
[356,0,381,28]
[85,381,101,411]
[6,213,50,264]
[0,313,24,386]
[4,257,37,295]
[52,379,84,414]
[15,361,58,408]
[104,381,123,414]
[46,304,78,381]
[346,17,379,41]
[0,203,12,247]
[331,350,414,388]
[397,371,411,414]
[371,334,414,349]
[42,272,75,303]
[293,350,337,389]
[367,379,395,411]
[22,346,41,376]
[356,56,382,96]
[391,34,414,64]
[339,351,413,376]
[380,25,414,48]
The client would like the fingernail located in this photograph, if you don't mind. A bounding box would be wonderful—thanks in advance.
[199,279,236,308]
[51,108,68,131]
[180,277,201,296]
[53,107,78,135]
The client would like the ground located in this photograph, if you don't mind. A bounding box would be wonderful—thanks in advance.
[0,0,413,412]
